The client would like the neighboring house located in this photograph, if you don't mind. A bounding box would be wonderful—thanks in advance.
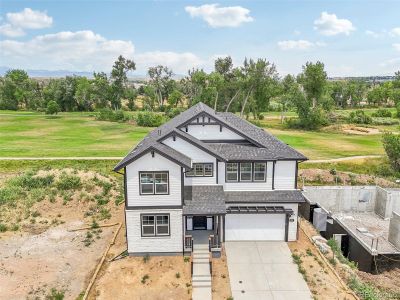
[114,102,307,255]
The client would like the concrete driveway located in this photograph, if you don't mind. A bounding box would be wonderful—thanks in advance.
[225,241,312,300]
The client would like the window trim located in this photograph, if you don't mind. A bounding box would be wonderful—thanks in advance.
[185,163,214,177]
[253,162,267,182]
[225,162,267,183]
[139,171,169,195]
[141,213,170,237]
[240,162,253,182]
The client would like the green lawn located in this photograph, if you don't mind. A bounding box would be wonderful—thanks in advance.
[0,110,396,159]
[0,113,151,157]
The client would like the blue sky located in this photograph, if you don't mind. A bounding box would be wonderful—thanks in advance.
[1,0,399,76]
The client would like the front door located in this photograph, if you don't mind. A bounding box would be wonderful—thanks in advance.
[193,216,207,230]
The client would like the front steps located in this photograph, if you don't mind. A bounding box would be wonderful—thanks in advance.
[192,244,212,299]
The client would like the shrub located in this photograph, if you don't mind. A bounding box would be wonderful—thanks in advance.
[135,111,165,127]
[175,272,180,279]
[348,110,372,124]
[371,108,392,118]
[46,101,60,115]
[56,173,81,190]
[0,185,25,205]
[141,274,149,284]
[96,108,129,122]
[371,117,399,125]
[99,208,111,220]
[10,172,54,189]
[348,276,379,300]
[0,223,8,232]
[45,288,65,300]
[285,108,328,130]
[143,254,150,263]
[165,107,184,119]
[382,132,400,172]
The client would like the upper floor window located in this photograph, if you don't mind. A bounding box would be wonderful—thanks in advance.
[226,162,267,182]
[139,172,169,195]
[186,163,213,177]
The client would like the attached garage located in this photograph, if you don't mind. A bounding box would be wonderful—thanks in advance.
[224,206,293,241]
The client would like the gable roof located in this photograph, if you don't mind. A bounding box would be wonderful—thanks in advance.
[114,102,307,171]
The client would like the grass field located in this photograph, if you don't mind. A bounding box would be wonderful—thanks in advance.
[0,109,398,159]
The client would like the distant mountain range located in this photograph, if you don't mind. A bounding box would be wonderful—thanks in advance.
[0,66,185,80]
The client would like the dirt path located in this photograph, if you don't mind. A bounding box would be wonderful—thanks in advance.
[306,155,383,163]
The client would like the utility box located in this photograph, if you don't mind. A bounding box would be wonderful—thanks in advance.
[313,208,328,232]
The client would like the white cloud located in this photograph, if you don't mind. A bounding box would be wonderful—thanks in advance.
[379,57,400,67]
[314,12,355,36]
[277,40,325,50]
[185,4,253,28]
[391,27,400,36]
[0,30,134,71]
[394,43,400,51]
[0,23,25,37]
[365,30,381,38]
[0,8,53,37]
[135,51,203,74]
[7,8,52,29]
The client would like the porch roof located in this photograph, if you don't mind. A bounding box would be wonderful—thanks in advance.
[183,186,226,215]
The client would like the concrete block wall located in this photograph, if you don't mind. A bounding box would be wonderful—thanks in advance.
[303,186,377,213]
[388,212,400,250]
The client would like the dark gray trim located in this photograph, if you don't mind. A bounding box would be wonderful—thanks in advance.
[216,159,219,184]
[295,161,299,189]
[126,205,183,210]
[225,200,304,204]
[178,111,263,147]
[138,171,169,196]
[181,167,184,206]
[185,162,214,177]
[183,213,225,216]
[114,146,191,171]
[226,206,294,214]
[140,213,171,237]
[124,167,128,239]
[223,215,226,242]
[158,130,226,161]
[272,161,276,190]
[201,139,252,144]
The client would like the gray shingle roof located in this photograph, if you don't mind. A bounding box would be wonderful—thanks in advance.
[182,186,305,215]
[225,190,306,203]
[114,102,307,171]
[183,186,226,215]
[208,143,277,160]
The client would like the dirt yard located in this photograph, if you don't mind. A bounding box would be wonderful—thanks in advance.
[89,222,192,300]
[211,248,232,300]
[288,224,356,300]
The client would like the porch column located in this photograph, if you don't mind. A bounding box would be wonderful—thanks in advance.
[219,215,224,244]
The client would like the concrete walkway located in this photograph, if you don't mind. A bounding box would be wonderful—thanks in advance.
[225,241,312,300]
[190,231,212,300]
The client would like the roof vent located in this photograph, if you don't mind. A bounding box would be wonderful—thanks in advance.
[158,129,162,136]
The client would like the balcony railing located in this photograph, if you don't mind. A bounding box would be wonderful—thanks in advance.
[208,234,220,251]
[184,235,193,252]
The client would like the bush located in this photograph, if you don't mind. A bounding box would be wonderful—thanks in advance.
[348,110,372,124]
[0,223,8,232]
[371,108,392,118]
[371,117,399,125]
[382,132,400,172]
[165,107,184,119]
[56,173,82,190]
[285,108,328,130]
[96,108,129,122]
[136,111,165,127]
[0,185,25,205]
[46,101,60,115]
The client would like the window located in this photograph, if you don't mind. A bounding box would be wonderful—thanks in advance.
[240,162,252,181]
[186,163,213,177]
[226,162,267,182]
[139,172,168,195]
[141,214,169,236]
[226,163,238,182]
[253,162,266,181]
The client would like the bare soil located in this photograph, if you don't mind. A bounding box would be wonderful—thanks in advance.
[323,124,380,135]
[90,222,192,300]
[211,247,232,300]
[288,223,356,300]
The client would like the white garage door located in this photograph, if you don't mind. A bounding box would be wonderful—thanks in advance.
[225,214,286,241]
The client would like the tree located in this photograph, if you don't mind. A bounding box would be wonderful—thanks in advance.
[92,72,111,109]
[297,61,327,108]
[46,100,60,115]
[148,65,174,109]
[110,55,136,109]
[0,69,31,110]
[382,132,400,172]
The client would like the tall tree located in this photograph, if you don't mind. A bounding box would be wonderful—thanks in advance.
[110,55,136,109]
[148,65,174,109]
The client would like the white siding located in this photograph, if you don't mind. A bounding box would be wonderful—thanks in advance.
[274,161,296,190]
[163,136,217,186]
[126,209,183,253]
[218,161,273,191]
[225,203,298,241]
[184,124,245,141]
[125,152,182,207]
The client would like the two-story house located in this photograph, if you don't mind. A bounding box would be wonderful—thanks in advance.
[114,102,307,255]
